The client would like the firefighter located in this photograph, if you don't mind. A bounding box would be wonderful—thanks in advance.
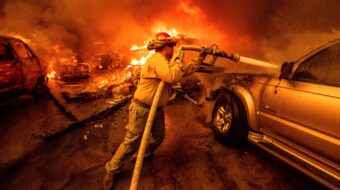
[103,32,199,190]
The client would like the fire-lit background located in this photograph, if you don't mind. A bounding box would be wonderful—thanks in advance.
[0,2,339,189]
[1,0,340,66]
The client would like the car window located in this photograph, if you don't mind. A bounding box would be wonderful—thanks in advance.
[11,41,30,59]
[324,43,340,87]
[293,45,333,84]
[0,42,14,61]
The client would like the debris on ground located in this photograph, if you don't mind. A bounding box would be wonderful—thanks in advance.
[94,124,103,128]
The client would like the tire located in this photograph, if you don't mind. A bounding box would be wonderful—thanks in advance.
[32,76,49,99]
[211,92,248,145]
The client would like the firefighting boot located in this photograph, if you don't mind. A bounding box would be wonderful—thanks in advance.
[102,173,115,190]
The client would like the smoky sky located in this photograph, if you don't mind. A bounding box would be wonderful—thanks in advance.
[1,0,339,62]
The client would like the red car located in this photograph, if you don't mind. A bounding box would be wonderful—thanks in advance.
[0,35,47,104]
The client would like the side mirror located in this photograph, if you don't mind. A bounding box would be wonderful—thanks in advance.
[279,61,294,80]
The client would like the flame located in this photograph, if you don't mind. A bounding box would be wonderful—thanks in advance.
[47,71,56,79]
[167,28,179,38]
[126,71,132,79]
[98,80,109,88]
[130,50,155,65]
[130,44,147,51]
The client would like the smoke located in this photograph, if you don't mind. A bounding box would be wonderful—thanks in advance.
[258,0,340,62]
[1,0,339,65]
[194,0,340,62]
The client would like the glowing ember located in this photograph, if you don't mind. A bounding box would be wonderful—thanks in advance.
[47,71,56,79]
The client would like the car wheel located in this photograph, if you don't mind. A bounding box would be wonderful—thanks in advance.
[211,92,248,145]
[32,76,49,99]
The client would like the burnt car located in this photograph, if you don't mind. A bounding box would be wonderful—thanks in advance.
[91,54,113,69]
[90,52,129,70]
[0,35,47,104]
[205,39,340,189]
[53,51,90,80]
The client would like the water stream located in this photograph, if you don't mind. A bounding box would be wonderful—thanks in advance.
[238,56,279,69]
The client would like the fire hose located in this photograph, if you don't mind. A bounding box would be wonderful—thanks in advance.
[130,45,240,190]
[176,44,240,63]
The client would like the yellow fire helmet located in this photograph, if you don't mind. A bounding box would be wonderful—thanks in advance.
[147,32,177,51]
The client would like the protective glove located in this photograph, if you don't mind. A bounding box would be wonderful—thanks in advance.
[181,61,196,76]
[172,49,185,62]
[195,51,207,65]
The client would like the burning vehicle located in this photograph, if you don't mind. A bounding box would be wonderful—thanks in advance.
[91,53,113,70]
[204,39,340,189]
[111,52,129,68]
[0,35,47,104]
[51,49,90,80]
[90,52,128,70]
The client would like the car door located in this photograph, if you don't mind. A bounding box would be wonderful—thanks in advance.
[0,41,22,103]
[10,40,41,91]
[260,42,340,165]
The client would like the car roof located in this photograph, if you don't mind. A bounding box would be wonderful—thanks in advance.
[295,38,340,63]
[290,38,340,79]
[0,35,23,42]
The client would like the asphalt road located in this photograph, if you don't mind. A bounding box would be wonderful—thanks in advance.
[0,97,326,190]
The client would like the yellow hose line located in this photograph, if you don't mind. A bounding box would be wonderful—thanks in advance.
[130,81,165,190]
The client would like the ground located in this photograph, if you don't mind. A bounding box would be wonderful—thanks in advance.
[0,96,326,190]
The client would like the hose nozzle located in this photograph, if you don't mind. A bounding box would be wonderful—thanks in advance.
[227,53,240,62]
[177,45,240,62]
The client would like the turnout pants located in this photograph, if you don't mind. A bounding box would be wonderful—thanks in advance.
[105,101,165,174]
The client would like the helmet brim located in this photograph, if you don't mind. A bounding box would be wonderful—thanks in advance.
[147,40,177,50]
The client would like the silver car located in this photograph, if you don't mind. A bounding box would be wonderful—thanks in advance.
[206,39,340,189]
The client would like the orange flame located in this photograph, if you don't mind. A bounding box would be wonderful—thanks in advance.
[47,70,56,79]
